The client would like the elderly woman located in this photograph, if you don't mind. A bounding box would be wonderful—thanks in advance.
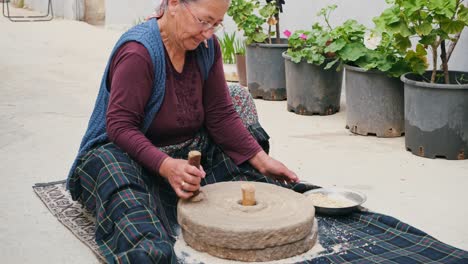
[67,0,312,263]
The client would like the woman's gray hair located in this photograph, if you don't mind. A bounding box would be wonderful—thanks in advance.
[155,0,168,17]
[155,0,190,17]
[155,0,230,17]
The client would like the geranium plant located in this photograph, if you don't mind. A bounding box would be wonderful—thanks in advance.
[374,0,468,83]
[335,25,417,77]
[285,5,341,67]
[227,0,285,44]
[284,5,415,77]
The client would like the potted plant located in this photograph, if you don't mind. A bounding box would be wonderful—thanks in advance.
[282,5,344,115]
[219,32,239,82]
[218,31,248,86]
[375,0,468,159]
[337,19,418,137]
[228,0,288,100]
[234,37,247,86]
[305,3,426,138]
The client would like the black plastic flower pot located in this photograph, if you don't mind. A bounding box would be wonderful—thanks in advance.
[401,71,468,160]
[283,52,342,115]
[344,65,405,137]
[246,39,288,101]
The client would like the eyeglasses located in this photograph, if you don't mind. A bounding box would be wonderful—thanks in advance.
[183,2,224,32]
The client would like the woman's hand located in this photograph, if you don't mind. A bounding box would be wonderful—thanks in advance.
[249,151,299,183]
[159,157,206,199]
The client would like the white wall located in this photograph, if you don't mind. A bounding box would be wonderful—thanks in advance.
[105,0,157,31]
[449,33,468,71]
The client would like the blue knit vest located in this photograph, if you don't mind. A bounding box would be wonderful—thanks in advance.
[67,19,214,186]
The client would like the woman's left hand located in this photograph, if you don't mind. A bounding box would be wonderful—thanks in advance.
[249,151,299,183]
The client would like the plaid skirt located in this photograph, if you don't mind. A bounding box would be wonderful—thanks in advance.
[69,84,316,264]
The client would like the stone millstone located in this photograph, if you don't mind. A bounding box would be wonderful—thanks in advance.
[182,219,318,262]
[177,182,317,261]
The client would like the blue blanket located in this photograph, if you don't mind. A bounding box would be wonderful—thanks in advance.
[306,212,468,263]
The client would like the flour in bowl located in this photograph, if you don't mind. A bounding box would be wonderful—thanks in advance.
[307,193,356,208]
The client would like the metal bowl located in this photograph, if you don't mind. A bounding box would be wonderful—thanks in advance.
[303,188,367,216]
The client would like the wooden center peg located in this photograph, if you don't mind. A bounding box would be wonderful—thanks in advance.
[241,183,256,206]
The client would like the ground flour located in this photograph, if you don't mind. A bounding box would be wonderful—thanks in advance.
[307,193,356,208]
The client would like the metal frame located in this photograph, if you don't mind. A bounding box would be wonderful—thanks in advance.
[2,0,53,22]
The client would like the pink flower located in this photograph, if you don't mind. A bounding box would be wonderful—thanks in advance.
[300,33,307,40]
[283,30,292,38]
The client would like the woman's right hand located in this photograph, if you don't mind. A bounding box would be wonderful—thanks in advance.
[159,157,206,199]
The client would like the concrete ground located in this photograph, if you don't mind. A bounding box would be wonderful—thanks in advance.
[1,7,467,264]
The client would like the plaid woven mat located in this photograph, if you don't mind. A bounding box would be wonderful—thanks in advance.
[309,213,468,264]
[34,181,468,264]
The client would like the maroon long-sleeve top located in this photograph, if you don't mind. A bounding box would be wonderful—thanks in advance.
[106,38,262,174]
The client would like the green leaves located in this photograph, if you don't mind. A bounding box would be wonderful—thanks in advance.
[394,34,412,51]
[286,30,322,65]
[306,52,326,65]
[227,0,283,44]
[253,32,268,43]
[372,0,467,78]
[285,5,340,67]
[458,5,468,25]
[428,0,456,17]
[324,58,340,70]
[419,34,437,45]
[388,21,413,37]
[377,0,466,40]
[290,52,303,64]
[373,6,400,31]
[284,8,373,70]
[415,22,433,36]
[259,2,277,18]
[219,32,237,64]
[440,20,466,34]
[400,0,422,17]
[339,43,368,61]
[324,38,346,53]
[404,44,428,75]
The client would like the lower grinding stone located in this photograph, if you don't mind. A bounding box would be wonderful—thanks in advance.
[182,219,318,262]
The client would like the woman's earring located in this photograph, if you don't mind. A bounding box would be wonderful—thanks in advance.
[204,39,208,48]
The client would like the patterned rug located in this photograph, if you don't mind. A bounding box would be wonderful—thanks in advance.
[34,181,468,264]
[33,180,106,263]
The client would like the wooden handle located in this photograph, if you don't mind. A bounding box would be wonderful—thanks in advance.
[188,150,201,169]
[187,150,202,200]
[241,183,256,206]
